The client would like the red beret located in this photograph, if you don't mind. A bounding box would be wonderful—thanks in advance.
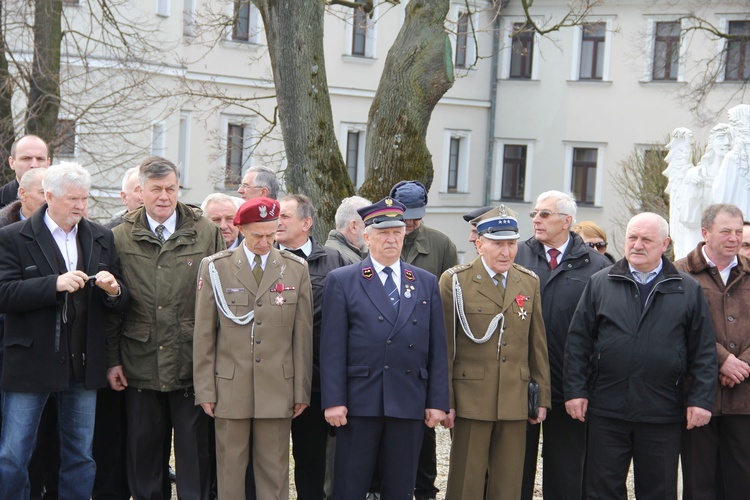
[233,197,280,226]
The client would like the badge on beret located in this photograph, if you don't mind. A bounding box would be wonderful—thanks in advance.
[259,205,268,218]
[363,267,374,280]
[404,270,415,282]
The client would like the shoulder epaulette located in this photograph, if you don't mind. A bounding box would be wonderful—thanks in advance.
[206,249,232,263]
[279,249,306,265]
[446,263,471,276]
[513,263,538,279]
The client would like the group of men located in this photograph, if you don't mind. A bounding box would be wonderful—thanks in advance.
[0,133,747,500]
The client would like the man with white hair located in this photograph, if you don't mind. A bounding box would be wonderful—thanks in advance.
[324,195,371,265]
[565,212,718,498]
[237,165,279,201]
[0,162,129,498]
[0,167,48,226]
[202,193,244,249]
[518,190,610,500]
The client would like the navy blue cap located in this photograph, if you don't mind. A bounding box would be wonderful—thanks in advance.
[357,197,406,229]
[472,205,520,240]
[463,205,495,224]
[389,180,427,219]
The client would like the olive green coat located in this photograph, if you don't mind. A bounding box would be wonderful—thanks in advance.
[107,203,225,391]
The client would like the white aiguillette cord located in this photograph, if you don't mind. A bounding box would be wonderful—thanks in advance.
[451,272,505,360]
[207,260,255,326]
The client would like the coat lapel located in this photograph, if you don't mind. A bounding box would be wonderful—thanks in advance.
[258,247,283,297]
[77,219,101,275]
[472,258,505,309]
[24,207,60,275]
[391,263,418,335]
[359,257,398,324]
[233,248,258,295]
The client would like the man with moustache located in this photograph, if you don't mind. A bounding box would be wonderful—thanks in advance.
[441,206,550,500]
[0,162,128,498]
[194,197,312,499]
[565,212,718,499]
[107,156,224,499]
[202,193,244,249]
[0,135,50,208]
[321,197,449,499]
[518,190,610,500]
[675,204,750,499]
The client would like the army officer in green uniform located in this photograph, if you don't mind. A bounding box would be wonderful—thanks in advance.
[439,206,551,500]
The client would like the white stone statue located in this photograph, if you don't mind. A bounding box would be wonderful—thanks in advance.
[663,127,697,259]
[693,123,733,207]
[712,105,750,217]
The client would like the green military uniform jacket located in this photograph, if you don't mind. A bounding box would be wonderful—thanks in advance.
[193,246,313,419]
[107,203,225,391]
[439,257,551,421]
[402,224,458,278]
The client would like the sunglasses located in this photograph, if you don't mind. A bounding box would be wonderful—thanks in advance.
[587,241,608,250]
[529,210,568,219]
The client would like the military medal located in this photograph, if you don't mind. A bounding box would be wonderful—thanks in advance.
[272,283,296,306]
[404,284,415,298]
[515,294,530,320]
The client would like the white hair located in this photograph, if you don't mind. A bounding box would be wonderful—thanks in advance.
[335,196,371,230]
[536,190,578,220]
[121,166,140,192]
[201,192,244,212]
[42,162,91,196]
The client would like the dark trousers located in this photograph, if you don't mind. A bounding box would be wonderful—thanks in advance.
[369,424,438,499]
[586,414,681,500]
[92,387,129,500]
[291,390,328,500]
[681,414,750,500]
[333,416,423,500]
[125,387,211,500]
[521,404,586,500]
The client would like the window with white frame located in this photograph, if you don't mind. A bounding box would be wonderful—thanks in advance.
[221,116,255,189]
[442,130,470,193]
[340,124,367,188]
[448,4,476,69]
[157,0,169,17]
[509,23,534,79]
[55,119,76,157]
[652,21,681,81]
[232,0,262,43]
[183,0,195,36]
[565,145,604,206]
[344,0,376,58]
[725,20,750,81]
[178,111,191,186]
[570,19,613,81]
[151,122,166,157]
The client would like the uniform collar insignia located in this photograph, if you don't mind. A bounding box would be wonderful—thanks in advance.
[404,269,415,282]
[362,267,374,280]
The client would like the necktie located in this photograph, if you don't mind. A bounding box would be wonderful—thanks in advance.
[253,254,263,285]
[494,274,505,302]
[155,224,166,243]
[383,266,399,310]
[548,248,561,270]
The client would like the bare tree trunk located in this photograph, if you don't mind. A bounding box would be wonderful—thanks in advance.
[359,0,454,200]
[26,0,62,153]
[0,0,16,182]
[253,0,354,242]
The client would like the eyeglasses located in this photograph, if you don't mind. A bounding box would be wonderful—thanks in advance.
[529,210,568,219]
[239,184,262,190]
[587,241,608,250]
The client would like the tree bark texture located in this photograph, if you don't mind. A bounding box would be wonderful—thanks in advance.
[253,0,354,242]
[0,0,16,183]
[358,0,454,201]
[25,0,62,154]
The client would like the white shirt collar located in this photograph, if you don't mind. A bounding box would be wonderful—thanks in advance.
[370,257,401,289]
[480,257,507,286]
[543,235,570,263]
[44,210,78,237]
[702,245,738,285]
[146,210,177,240]
[279,238,312,257]
[242,244,269,270]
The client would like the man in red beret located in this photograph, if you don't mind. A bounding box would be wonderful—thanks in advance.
[193,196,313,500]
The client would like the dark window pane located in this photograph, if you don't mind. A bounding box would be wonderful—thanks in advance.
[653,21,680,80]
[571,147,597,205]
[725,21,750,81]
[501,144,527,200]
[509,23,533,79]
[233,0,250,41]
[346,131,360,185]
[352,2,367,56]
[448,137,460,192]
[579,22,605,80]
[456,13,469,68]
[55,119,76,157]
[226,124,244,187]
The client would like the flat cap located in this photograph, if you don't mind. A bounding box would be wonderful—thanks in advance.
[390,180,427,219]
